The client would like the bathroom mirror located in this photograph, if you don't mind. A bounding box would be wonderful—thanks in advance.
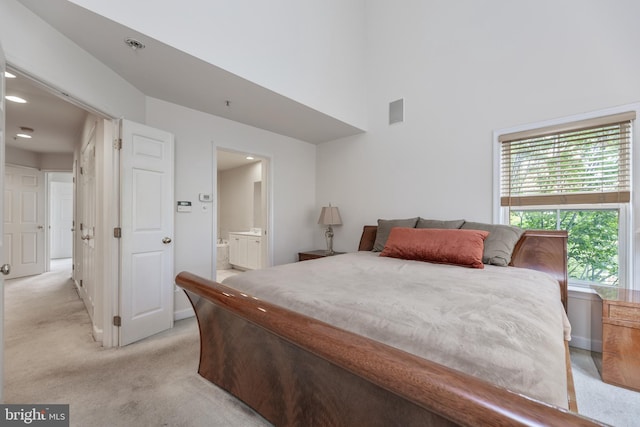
[253,181,262,228]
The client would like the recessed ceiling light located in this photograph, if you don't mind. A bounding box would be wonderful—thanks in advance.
[5,95,27,103]
[246,156,255,160]
[16,126,34,139]
[124,37,145,51]
[4,71,16,78]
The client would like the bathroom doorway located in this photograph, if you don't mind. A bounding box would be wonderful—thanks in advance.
[215,149,269,281]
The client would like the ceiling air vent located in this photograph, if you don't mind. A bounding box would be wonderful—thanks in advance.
[124,37,145,51]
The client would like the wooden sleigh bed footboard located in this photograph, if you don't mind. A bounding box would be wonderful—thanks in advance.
[177,273,600,426]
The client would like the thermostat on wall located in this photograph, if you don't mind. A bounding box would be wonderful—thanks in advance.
[177,201,192,212]
[199,193,213,202]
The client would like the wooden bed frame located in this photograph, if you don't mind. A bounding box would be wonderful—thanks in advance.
[176,228,604,426]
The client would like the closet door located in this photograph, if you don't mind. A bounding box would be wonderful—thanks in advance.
[4,165,45,279]
[78,129,97,320]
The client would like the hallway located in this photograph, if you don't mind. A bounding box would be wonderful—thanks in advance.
[3,261,269,426]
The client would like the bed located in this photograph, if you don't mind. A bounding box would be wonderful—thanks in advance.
[176,224,604,426]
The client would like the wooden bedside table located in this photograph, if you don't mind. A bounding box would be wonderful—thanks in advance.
[298,250,345,262]
[592,286,640,391]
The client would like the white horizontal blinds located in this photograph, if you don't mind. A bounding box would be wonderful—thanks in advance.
[500,112,634,207]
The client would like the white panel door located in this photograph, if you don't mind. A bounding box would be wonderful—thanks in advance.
[50,181,73,259]
[120,119,174,346]
[4,165,45,279]
[78,134,96,320]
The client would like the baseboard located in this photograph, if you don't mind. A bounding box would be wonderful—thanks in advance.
[569,335,602,352]
[174,307,194,321]
[92,324,103,343]
[73,278,82,293]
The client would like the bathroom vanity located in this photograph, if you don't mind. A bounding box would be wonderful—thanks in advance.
[229,231,262,270]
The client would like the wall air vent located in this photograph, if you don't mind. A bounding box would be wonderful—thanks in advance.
[389,98,404,125]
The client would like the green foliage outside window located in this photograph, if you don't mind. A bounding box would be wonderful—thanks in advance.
[510,210,619,286]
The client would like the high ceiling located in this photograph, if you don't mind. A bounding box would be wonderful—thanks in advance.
[14,0,363,146]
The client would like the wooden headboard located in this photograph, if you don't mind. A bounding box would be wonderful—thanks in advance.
[357,225,379,251]
[357,226,568,311]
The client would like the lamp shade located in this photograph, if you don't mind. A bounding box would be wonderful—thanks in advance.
[318,205,342,226]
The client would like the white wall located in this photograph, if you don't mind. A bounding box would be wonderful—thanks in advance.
[5,146,40,168]
[316,0,640,349]
[5,146,73,171]
[0,0,145,122]
[218,162,262,240]
[318,0,640,251]
[145,97,316,316]
[568,291,603,352]
[40,153,73,171]
[66,0,367,130]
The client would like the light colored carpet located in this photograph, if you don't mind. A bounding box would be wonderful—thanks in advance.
[4,262,271,427]
[216,268,241,282]
[570,347,639,427]
[4,262,638,426]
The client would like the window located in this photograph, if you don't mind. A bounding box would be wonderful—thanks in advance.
[510,207,621,286]
[497,111,635,288]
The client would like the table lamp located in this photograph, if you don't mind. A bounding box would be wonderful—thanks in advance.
[317,204,342,255]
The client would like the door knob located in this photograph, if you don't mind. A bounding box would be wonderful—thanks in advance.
[1,264,10,275]
[37,225,44,230]
[162,237,172,244]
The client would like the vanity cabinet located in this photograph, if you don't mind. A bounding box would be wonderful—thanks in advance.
[229,233,262,270]
[246,236,262,270]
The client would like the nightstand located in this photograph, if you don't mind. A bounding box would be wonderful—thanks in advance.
[298,250,345,262]
[592,286,640,391]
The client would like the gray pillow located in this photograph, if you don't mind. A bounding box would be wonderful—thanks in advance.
[373,217,418,252]
[461,221,524,266]
[416,218,465,229]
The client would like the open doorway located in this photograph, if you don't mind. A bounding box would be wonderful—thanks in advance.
[3,67,114,344]
[216,149,270,281]
[4,68,83,277]
[47,172,73,272]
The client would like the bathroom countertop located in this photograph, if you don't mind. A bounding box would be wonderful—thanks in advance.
[229,231,262,237]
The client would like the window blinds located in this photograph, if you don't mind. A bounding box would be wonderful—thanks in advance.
[500,112,634,207]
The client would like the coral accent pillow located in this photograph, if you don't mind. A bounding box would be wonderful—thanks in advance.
[379,227,490,269]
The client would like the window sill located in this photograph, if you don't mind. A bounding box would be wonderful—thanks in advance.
[568,285,596,294]
[568,285,599,301]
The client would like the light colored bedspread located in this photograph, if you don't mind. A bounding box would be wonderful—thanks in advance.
[222,251,571,408]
